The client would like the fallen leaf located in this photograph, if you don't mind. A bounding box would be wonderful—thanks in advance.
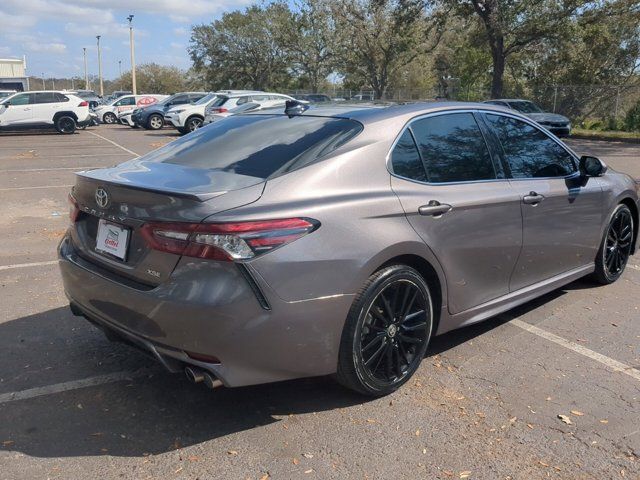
[227,450,239,456]
[558,414,572,425]
[90,432,103,437]
[293,458,299,465]
[283,424,289,430]
[570,410,584,416]
[527,424,534,429]
[304,469,313,474]
[443,471,454,477]
[539,460,550,467]
[302,453,314,459]
[260,474,270,480]
[460,471,472,479]
[188,455,199,462]
[415,429,420,436]
[509,417,517,424]
[600,419,609,424]
[174,467,183,474]
[366,419,377,424]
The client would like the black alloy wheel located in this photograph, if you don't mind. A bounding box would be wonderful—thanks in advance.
[337,265,433,396]
[55,116,76,134]
[594,204,634,284]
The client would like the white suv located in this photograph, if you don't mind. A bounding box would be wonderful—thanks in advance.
[165,90,283,134]
[0,91,91,134]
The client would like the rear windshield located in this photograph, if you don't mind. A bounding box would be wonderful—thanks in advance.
[195,93,217,105]
[508,101,542,113]
[140,114,363,179]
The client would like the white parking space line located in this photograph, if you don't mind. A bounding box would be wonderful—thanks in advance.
[0,260,58,271]
[0,368,157,405]
[86,131,139,157]
[0,185,72,191]
[0,167,100,172]
[511,319,640,381]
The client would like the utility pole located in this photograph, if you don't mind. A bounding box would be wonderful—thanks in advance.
[96,35,104,97]
[128,15,137,95]
[52,78,55,90]
[41,73,45,90]
[83,47,89,90]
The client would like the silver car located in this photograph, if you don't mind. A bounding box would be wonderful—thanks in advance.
[59,102,639,396]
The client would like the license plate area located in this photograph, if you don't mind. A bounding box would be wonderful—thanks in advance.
[95,219,130,261]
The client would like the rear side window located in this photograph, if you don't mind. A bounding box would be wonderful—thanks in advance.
[115,97,135,106]
[54,93,69,102]
[484,114,576,178]
[35,92,59,104]
[141,115,363,179]
[410,113,496,183]
[391,130,427,182]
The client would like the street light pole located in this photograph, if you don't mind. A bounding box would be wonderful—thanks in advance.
[96,35,104,97]
[128,15,137,95]
[41,73,45,89]
[83,47,89,89]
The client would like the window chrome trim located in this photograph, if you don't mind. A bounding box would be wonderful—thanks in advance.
[386,108,581,185]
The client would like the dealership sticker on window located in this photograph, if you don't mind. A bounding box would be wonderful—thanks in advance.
[96,219,129,260]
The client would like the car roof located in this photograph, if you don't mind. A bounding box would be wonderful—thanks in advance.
[252,101,523,126]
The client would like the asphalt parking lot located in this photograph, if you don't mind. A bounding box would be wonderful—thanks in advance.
[0,125,639,480]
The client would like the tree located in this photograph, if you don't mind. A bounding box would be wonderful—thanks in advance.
[444,0,585,98]
[332,0,446,99]
[275,0,337,92]
[189,3,292,90]
[116,63,186,94]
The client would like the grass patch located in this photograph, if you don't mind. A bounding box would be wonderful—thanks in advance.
[572,128,640,141]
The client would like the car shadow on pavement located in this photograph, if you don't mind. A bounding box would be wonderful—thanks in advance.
[0,306,368,458]
[0,277,597,459]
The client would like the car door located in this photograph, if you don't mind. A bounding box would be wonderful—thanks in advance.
[0,93,34,126]
[390,111,523,314]
[114,96,136,114]
[480,112,603,291]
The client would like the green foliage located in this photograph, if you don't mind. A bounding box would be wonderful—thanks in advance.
[189,3,293,91]
[625,100,640,132]
[115,63,186,94]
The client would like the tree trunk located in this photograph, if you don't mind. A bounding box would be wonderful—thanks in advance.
[490,38,505,99]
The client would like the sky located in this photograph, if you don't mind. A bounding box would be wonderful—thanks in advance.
[0,0,253,80]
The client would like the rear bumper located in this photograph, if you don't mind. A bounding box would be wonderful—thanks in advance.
[58,235,352,387]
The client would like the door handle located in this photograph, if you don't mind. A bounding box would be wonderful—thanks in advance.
[523,191,545,205]
[23,107,31,111]
[418,201,452,216]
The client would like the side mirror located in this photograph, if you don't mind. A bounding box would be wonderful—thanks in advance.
[579,155,607,177]
[3,101,10,107]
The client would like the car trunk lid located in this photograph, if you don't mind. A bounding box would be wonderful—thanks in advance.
[69,159,265,286]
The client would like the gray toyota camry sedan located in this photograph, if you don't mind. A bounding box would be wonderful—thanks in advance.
[59,101,639,396]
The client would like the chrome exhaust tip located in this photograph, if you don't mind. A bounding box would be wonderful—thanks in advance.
[203,372,223,390]
[184,366,205,384]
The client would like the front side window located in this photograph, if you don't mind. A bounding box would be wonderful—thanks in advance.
[390,129,426,182]
[7,93,31,105]
[484,114,576,178]
[114,97,135,106]
[410,113,496,183]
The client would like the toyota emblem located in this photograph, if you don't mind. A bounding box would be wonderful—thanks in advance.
[95,187,109,208]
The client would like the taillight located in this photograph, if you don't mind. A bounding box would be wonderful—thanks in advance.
[140,218,319,261]
[68,194,80,223]
[78,101,89,107]
[212,107,228,113]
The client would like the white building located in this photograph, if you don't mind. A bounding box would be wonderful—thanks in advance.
[0,58,29,91]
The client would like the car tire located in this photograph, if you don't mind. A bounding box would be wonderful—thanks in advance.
[55,115,77,134]
[103,112,117,124]
[147,114,164,130]
[592,204,635,285]
[185,116,203,133]
[336,265,433,396]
